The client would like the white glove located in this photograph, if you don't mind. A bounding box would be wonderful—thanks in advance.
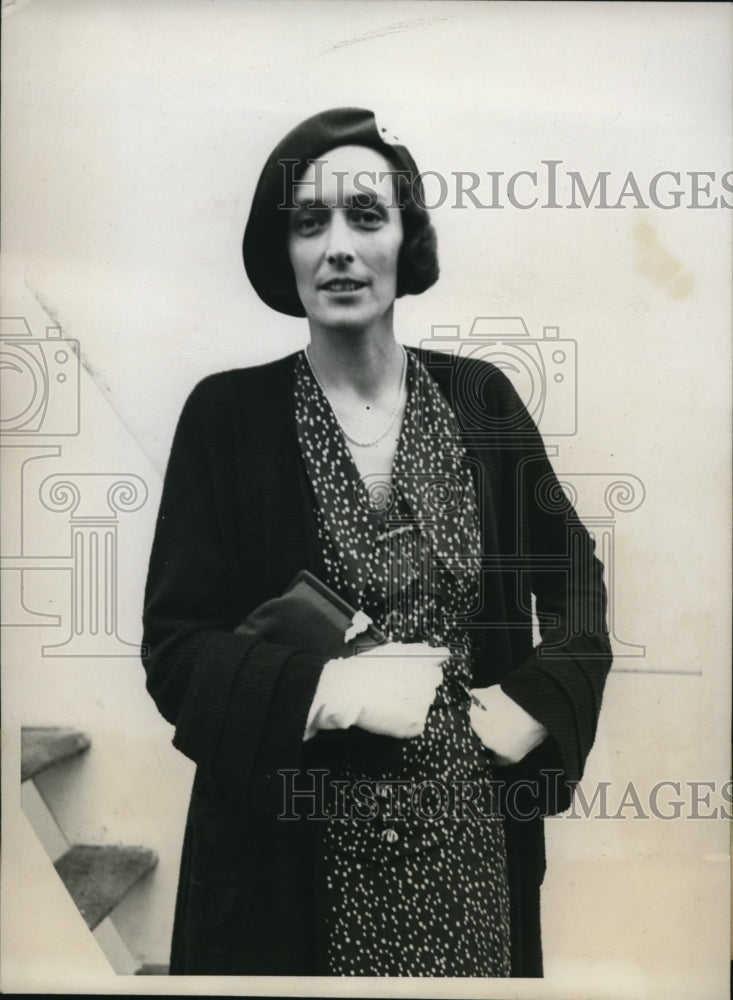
[304,642,449,741]
[468,685,548,765]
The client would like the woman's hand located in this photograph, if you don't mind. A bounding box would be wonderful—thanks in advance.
[304,642,449,741]
[468,685,548,765]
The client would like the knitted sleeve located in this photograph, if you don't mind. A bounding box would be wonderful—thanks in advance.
[141,375,326,809]
[490,368,613,795]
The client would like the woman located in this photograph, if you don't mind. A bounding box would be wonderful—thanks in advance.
[142,107,612,977]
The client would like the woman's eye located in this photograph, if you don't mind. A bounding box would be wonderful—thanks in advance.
[351,209,384,229]
[292,212,326,235]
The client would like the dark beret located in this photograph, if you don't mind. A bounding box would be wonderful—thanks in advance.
[242,107,423,317]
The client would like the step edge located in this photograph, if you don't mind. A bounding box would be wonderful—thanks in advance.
[54,843,159,930]
[21,727,92,782]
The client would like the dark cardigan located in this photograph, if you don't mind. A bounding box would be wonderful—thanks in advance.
[142,347,612,977]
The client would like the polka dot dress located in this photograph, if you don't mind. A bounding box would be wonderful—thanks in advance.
[295,349,511,977]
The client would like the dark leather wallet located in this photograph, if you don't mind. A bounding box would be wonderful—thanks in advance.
[234,569,386,659]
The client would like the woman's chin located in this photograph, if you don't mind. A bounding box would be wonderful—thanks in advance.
[308,304,395,336]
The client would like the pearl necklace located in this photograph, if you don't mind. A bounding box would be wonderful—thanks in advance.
[304,344,407,448]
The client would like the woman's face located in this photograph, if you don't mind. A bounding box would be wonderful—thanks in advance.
[287,145,403,333]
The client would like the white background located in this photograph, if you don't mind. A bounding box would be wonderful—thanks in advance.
[1,1,731,997]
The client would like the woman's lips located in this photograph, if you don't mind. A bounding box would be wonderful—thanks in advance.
[319,279,367,292]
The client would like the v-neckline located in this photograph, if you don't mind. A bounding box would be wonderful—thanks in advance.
[307,347,414,492]
[293,347,483,618]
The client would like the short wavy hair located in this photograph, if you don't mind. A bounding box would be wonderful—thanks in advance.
[243,108,440,318]
[390,164,440,298]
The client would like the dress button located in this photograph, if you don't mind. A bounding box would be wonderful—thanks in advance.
[382,828,399,843]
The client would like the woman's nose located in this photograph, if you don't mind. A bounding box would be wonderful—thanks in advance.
[325,213,355,265]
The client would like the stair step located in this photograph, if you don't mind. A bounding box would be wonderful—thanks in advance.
[54,844,158,930]
[21,727,91,782]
